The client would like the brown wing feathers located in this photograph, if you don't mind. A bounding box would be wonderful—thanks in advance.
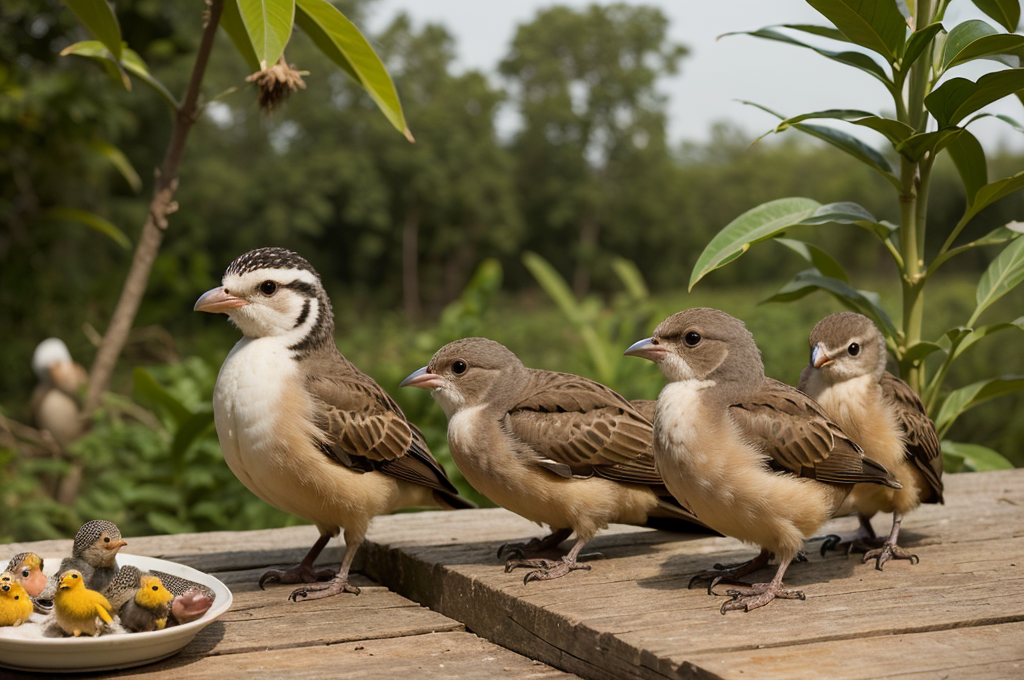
[881,372,944,503]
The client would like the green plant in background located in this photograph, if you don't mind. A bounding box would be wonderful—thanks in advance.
[690,0,1023,468]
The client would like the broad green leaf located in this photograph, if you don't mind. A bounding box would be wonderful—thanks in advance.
[966,111,1024,134]
[946,130,988,205]
[761,269,897,338]
[522,251,583,323]
[146,512,194,535]
[221,0,261,72]
[969,170,1024,219]
[61,41,178,109]
[60,0,122,61]
[745,101,899,187]
[941,440,1014,471]
[725,29,895,92]
[88,140,141,193]
[611,258,649,300]
[925,68,1024,128]
[775,238,850,281]
[971,0,1021,32]
[171,410,216,460]
[903,341,945,363]
[806,0,908,63]
[295,0,411,140]
[943,20,1024,71]
[952,316,1024,360]
[778,23,853,42]
[902,22,945,70]
[775,109,915,145]
[689,198,820,289]
[931,222,1024,272]
[237,0,295,70]
[41,207,130,249]
[970,236,1024,325]
[133,368,191,427]
[896,128,963,161]
[935,375,1024,435]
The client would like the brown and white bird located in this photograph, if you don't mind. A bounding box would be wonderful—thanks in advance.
[196,247,471,601]
[625,308,901,613]
[401,337,708,583]
[30,338,88,449]
[798,312,944,569]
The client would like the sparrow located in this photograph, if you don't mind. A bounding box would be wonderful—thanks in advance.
[401,337,708,583]
[104,565,215,625]
[625,308,901,613]
[0,575,33,627]
[798,312,944,569]
[196,247,471,601]
[40,520,127,602]
[53,569,113,637]
[30,337,88,450]
[117,575,174,633]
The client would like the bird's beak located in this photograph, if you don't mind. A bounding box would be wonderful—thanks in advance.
[624,337,667,362]
[812,344,834,369]
[400,366,445,390]
[108,539,127,551]
[194,286,248,313]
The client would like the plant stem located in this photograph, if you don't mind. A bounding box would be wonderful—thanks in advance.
[84,0,225,415]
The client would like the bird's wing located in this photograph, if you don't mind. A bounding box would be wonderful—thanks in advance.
[881,372,944,502]
[91,591,113,622]
[728,379,899,487]
[506,370,662,485]
[306,355,459,497]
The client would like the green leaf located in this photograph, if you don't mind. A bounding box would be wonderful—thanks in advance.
[926,68,1024,128]
[171,411,216,461]
[220,0,261,72]
[970,236,1024,325]
[902,21,945,70]
[762,269,897,338]
[61,41,178,109]
[295,0,411,140]
[806,0,908,63]
[935,375,1024,435]
[133,368,191,427]
[41,207,130,249]
[725,29,895,92]
[88,140,141,193]
[237,0,295,70]
[970,0,1021,32]
[896,128,964,161]
[775,238,850,281]
[146,512,194,536]
[931,222,1024,272]
[611,258,649,300]
[775,109,915,145]
[689,197,820,289]
[943,20,1024,71]
[745,101,899,187]
[60,0,122,61]
[970,170,1024,218]
[778,23,854,42]
[966,112,1024,134]
[946,130,988,205]
[952,316,1024,360]
[941,440,1014,471]
[903,341,946,363]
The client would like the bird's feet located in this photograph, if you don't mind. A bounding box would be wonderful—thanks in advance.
[863,541,919,571]
[171,590,215,625]
[506,556,592,584]
[288,574,361,602]
[496,528,573,561]
[259,563,337,590]
[719,581,805,614]
[688,550,771,595]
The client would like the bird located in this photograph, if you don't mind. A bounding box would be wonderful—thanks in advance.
[104,565,215,626]
[117,575,174,633]
[49,520,127,597]
[798,312,944,569]
[195,247,472,601]
[401,337,709,583]
[53,569,113,637]
[625,308,901,613]
[30,338,88,450]
[5,552,47,599]
[0,575,34,627]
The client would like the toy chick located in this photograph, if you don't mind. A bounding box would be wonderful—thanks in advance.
[53,570,113,637]
[118,575,174,633]
[0,573,33,627]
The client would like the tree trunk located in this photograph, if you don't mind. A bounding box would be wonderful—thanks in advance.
[83,0,225,415]
[402,207,422,323]
[572,215,600,299]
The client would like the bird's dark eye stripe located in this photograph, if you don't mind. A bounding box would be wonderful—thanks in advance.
[282,281,318,298]
[293,299,311,328]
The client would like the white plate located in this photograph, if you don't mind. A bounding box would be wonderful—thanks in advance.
[0,554,232,673]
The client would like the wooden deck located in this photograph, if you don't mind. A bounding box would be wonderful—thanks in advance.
[3,469,1022,679]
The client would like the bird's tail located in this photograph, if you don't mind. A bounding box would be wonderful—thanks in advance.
[862,456,903,489]
[433,490,477,510]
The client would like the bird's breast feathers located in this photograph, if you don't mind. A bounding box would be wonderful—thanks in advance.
[809,373,905,469]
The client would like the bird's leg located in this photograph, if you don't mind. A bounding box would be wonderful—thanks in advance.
[259,534,337,589]
[496,527,573,560]
[816,515,882,557]
[506,539,593,583]
[863,511,919,570]
[288,535,362,602]
[688,548,771,595]
[719,556,806,614]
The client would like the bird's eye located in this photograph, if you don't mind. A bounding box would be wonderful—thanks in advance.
[152,585,159,591]
[452,360,467,375]
[260,281,277,296]
[72,574,78,579]
[21,570,29,578]
[684,332,702,347]
[104,537,110,543]
[848,342,860,356]
[13,595,18,600]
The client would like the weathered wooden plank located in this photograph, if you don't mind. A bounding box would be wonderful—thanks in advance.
[359,470,1024,680]
[680,621,1024,680]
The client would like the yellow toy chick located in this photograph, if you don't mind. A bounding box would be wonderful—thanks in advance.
[118,575,174,633]
[54,569,113,637]
[0,572,34,627]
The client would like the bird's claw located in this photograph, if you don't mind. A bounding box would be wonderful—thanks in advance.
[288,580,360,602]
[719,583,805,614]
[259,565,337,590]
[863,542,919,571]
[521,557,591,584]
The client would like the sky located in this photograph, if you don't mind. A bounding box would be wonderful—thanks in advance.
[365,0,1024,153]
